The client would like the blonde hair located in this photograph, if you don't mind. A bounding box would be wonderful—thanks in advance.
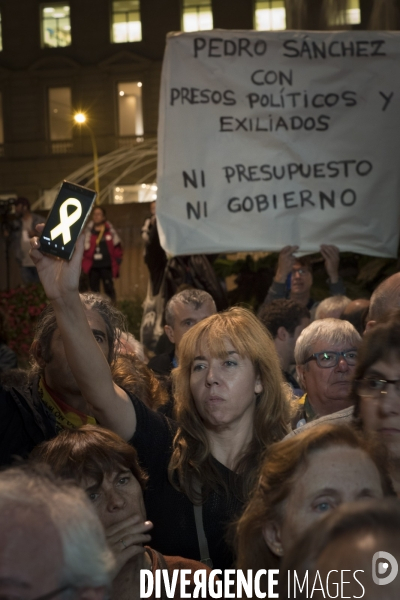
[169,307,291,503]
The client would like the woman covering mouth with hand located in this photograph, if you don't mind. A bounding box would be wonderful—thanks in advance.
[33,425,214,600]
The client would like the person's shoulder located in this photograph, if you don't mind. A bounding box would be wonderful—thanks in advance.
[127,390,178,438]
[0,375,32,422]
[285,405,355,439]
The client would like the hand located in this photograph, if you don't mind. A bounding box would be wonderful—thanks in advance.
[106,515,153,574]
[320,244,340,283]
[30,223,84,303]
[274,245,299,283]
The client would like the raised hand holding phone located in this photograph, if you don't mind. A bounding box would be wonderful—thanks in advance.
[39,180,96,261]
[30,223,84,302]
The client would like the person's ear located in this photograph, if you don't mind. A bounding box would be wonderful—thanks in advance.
[262,522,284,557]
[164,324,175,344]
[254,373,263,395]
[364,320,375,332]
[276,326,289,342]
[31,341,46,368]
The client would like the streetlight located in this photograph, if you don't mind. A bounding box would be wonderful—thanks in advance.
[73,112,100,196]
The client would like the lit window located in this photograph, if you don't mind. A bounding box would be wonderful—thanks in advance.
[112,1,142,43]
[113,184,157,204]
[182,0,213,32]
[41,3,71,48]
[48,87,72,140]
[330,0,361,25]
[118,82,143,136]
[346,0,361,24]
[0,12,3,51]
[254,0,286,31]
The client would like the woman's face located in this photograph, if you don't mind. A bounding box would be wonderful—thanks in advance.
[359,356,400,460]
[82,467,146,529]
[263,445,384,556]
[189,338,263,429]
[92,208,105,224]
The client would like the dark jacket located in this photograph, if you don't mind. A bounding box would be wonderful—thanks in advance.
[0,344,18,373]
[144,219,228,311]
[0,374,57,467]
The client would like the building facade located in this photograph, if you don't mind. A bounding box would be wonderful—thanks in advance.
[0,0,382,202]
[0,0,390,294]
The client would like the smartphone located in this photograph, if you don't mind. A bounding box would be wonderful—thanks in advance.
[39,180,97,261]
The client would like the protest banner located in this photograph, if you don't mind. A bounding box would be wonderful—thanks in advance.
[157,30,400,257]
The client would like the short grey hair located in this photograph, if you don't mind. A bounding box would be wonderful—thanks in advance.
[314,295,351,320]
[0,465,116,589]
[294,318,362,366]
[118,330,147,363]
[164,288,216,327]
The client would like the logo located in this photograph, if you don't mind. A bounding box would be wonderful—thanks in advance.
[50,198,82,245]
[372,551,398,586]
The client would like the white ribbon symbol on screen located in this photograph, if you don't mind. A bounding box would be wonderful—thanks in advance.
[50,198,82,245]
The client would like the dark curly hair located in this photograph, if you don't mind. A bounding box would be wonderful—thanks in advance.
[29,293,127,375]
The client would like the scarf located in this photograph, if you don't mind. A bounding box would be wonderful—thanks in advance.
[39,377,97,433]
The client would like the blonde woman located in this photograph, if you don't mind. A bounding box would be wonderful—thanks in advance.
[128,307,290,570]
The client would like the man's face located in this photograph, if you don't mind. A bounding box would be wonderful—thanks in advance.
[0,506,64,599]
[165,300,216,352]
[297,339,357,417]
[44,309,110,396]
[290,262,313,296]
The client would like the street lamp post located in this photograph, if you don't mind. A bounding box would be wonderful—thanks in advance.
[74,112,100,196]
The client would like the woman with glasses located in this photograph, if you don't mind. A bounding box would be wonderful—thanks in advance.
[351,311,400,494]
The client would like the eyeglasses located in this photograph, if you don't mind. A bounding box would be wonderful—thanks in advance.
[304,350,358,368]
[292,268,310,276]
[355,378,400,398]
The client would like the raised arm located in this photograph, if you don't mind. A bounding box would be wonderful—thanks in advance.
[30,225,137,440]
[264,245,299,304]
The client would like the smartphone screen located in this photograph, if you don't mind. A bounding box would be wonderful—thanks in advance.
[40,180,97,261]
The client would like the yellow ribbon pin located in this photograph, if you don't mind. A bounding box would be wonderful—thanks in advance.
[50,198,82,245]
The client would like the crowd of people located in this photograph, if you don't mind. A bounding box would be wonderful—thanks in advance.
[1,212,400,599]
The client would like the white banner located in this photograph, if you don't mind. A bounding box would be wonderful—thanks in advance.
[157,30,400,257]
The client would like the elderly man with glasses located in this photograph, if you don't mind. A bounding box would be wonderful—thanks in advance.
[293,318,362,429]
